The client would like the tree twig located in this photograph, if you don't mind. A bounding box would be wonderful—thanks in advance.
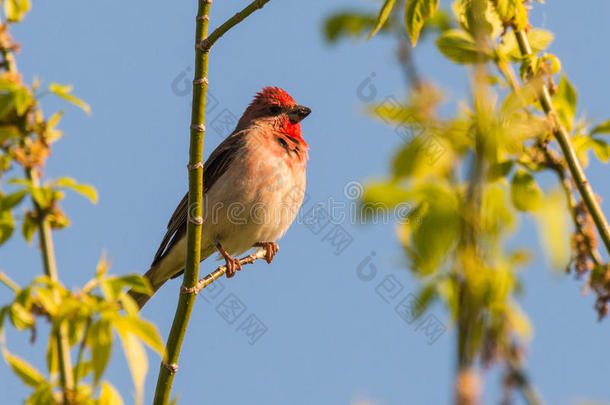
[513,29,610,256]
[27,169,75,403]
[152,1,272,404]
[194,248,269,293]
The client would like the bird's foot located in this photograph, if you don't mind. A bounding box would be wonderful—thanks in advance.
[254,242,279,264]
[216,242,242,278]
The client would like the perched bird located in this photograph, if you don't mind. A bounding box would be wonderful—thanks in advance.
[130,87,310,308]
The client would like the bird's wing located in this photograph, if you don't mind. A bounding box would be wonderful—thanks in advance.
[151,130,248,266]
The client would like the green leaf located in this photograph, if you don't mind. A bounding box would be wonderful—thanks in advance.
[45,336,58,375]
[1,189,27,211]
[99,382,124,405]
[591,138,610,162]
[26,383,55,405]
[495,0,517,21]
[55,177,98,203]
[116,329,147,405]
[510,170,541,212]
[436,29,491,64]
[13,87,32,115]
[508,302,533,340]
[534,189,570,269]
[513,0,528,31]
[497,29,554,60]
[112,316,164,355]
[0,209,15,246]
[591,120,610,135]
[409,184,460,274]
[4,0,31,22]
[482,185,515,235]
[322,12,385,43]
[88,319,112,384]
[113,274,152,296]
[367,0,397,40]
[361,181,411,211]
[48,83,91,115]
[21,213,37,243]
[9,302,35,330]
[405,0,439,46]
[0,125,21,143]
[2,348,45,388]
[34,287,58,316]
[554,75,577,131]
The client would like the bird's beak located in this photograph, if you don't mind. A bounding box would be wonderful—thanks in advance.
[288,105,311,124]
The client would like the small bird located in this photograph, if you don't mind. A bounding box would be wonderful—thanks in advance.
[130,87,311,308]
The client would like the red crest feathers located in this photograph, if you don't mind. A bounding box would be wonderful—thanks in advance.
[254,86,296,107]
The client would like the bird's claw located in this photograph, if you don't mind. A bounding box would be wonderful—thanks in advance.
[216,241,242,279]
[224,256,242,278]
[255,242,279,264]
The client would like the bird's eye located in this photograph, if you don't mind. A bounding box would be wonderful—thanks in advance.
[269,105,282,115]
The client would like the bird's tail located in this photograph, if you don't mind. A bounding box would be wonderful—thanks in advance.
[127,263,171,309]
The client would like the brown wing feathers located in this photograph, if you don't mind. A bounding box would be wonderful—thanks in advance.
[150,132,247,266]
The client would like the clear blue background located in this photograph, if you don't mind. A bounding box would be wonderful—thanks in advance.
[1,0,609,404]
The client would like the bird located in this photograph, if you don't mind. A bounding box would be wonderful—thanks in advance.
[129,87,311,308]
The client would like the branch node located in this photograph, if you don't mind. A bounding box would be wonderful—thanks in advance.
[188,215,203,225]
[193,77,208,86]
[196,39,211,53]
[162,362,178,375]
[180,285,199,295]
[190,123,206,132]
[187,162,203,170]
[197,15,210,21]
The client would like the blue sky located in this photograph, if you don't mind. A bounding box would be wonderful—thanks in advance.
[1,0,609,404]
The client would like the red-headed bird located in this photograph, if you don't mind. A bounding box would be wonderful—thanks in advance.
[130,87,310,308]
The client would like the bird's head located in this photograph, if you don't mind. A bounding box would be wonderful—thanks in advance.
[237,87,311,145]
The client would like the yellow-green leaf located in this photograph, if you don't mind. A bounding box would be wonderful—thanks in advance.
[4,0,30,22]
[367,0,397,40]
[48,83,91,115]
[591,120,610,135]
[510,170,541,212]
[436,29,491,64]
[55,177,98,204]
[113,315,164,355]
[99,382,124,405]
[89,319,112,383]
[2,348,45,388]
[534,189,571,269]
[117,329,147,405]
[405,0,439,46]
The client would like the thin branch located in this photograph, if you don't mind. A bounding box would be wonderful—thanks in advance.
[196,0,271,53]
[0,270,20,293]
[26,168,75,403]
[152,1,272,404]
[194,248,269,293]
[506,350,546,405]
[513,29,610,256]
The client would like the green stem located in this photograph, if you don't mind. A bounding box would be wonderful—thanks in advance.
[0,270,20,293]
[27,169,75,403]
[1,18,75,402]
[513,29,610,255]
[197,0,271,53]
[152,1,271,403]
[507,356,545,405]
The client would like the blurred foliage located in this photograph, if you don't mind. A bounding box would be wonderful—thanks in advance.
[0,260,163,405]
[325,0,610,403]
[0,3,163,404]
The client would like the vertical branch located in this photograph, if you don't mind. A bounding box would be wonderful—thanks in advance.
[513,29,610,255]
[3,34,76,400]
[151,0,211,403]
[27,169,75,403]
[152,1,270,404]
